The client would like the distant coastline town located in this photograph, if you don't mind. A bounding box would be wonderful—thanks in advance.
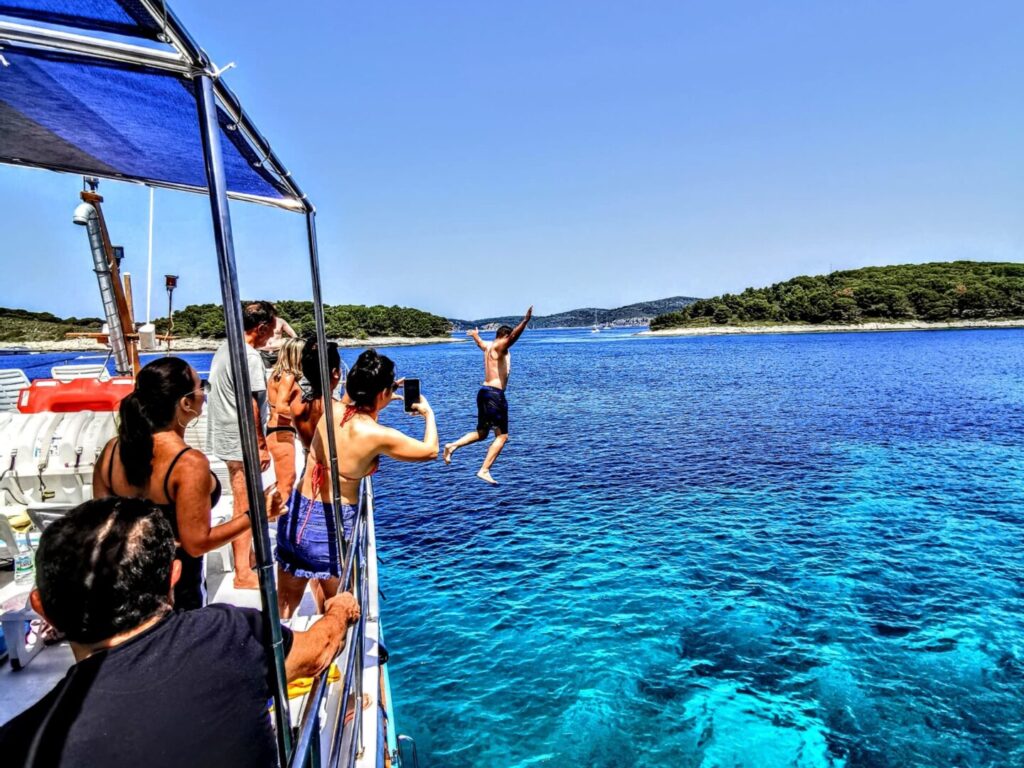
[2,261,1022,352]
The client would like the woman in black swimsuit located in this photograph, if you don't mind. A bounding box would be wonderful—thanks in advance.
[93,357,281,610]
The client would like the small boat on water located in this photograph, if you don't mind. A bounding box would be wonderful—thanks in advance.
[0,3,409,766]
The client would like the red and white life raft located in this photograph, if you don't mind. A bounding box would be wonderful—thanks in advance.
[17,378,134,413]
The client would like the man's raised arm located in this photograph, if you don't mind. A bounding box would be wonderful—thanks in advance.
[467,328,488,350]
[498,306,533,351]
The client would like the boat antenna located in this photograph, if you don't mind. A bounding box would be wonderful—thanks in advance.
[164,274,178,351]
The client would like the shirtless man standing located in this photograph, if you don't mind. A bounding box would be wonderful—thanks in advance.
[444,306,532,484]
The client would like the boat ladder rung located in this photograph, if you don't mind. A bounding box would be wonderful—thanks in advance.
[396,734,419,768]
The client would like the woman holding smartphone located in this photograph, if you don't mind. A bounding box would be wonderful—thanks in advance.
[275,349,437,616]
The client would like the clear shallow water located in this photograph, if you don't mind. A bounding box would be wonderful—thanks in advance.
[368,328,1024,768]
[9,329,1024,766]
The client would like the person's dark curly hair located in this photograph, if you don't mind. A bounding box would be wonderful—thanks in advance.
[35,497,176,643]
[344,349,395,409]
[301,336,341,398]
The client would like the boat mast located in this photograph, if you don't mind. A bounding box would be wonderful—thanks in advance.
[72,181,141,376]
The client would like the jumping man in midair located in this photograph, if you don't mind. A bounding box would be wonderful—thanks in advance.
[444,306,532,484]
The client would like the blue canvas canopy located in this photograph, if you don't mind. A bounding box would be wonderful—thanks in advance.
[0,2,307,209]
[0,48,292,202]
[0,0,163,39]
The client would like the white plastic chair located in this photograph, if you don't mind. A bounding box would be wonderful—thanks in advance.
[184,411,210,455]
[50,364,110,382]
[0,369,29,412]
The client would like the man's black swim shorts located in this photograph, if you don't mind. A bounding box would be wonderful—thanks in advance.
[476,386,508,434]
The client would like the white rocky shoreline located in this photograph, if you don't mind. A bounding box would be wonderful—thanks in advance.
[0,335,465,353]
[637,318,1024,338]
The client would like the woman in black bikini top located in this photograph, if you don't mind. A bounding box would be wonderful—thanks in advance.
[93,357,281,611]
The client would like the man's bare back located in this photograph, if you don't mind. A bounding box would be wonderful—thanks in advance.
[483,342,511,390]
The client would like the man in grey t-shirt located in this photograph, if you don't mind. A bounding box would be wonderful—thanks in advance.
[207,302,275,589]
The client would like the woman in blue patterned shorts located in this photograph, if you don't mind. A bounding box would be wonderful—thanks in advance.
[275,349,438,616]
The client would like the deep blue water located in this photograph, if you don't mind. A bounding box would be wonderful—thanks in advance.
[9,329,1024,766]
[1,350,216,379]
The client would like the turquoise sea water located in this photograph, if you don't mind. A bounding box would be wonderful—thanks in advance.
[368,328,1024,768]
[7,328,1023,766]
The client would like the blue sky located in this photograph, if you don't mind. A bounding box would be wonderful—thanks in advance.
[2,1,1023,320]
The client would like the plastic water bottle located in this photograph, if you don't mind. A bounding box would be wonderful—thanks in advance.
[14,534,34,586]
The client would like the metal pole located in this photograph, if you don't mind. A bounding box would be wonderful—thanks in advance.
[305,211,347,561]
[146,186,154,324]
[195,73,293,762]
[288,672,329,768]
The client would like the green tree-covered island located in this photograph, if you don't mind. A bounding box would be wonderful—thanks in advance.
[162,301,451,340]
[0,303,452,347]
[0,308,103,342]
[650,261,1024,331]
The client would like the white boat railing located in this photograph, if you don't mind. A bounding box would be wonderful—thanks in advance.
[288,476,380,768]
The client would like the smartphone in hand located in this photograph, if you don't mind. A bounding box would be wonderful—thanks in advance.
[403,378,421,412]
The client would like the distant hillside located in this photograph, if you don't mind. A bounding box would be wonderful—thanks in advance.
[650,262,1024,330]
[0,307,103,342]
[452,296,700,330]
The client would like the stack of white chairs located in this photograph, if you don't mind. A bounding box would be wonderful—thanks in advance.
[50,363,111,382]
[0,369,29,412]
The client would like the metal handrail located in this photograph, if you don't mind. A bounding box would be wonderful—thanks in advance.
[288,477,376,768]
[329,480,371,768]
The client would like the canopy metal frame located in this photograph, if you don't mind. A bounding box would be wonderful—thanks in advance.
[0,3,353,766]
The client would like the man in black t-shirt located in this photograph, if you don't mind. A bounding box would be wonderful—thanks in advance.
[0,496,359,768]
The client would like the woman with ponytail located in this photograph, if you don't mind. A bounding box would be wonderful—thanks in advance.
[276,348,438,616]
[266,337,304,497]
[93,357,282,610]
